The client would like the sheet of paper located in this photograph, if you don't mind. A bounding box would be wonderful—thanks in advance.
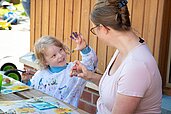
[0,96,79,114]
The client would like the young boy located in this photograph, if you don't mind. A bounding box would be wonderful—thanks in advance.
[22,34,98,107]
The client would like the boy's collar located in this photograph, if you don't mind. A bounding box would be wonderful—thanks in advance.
[49,64,68,73]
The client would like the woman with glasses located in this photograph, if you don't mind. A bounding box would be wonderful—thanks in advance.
[70,0,162,113]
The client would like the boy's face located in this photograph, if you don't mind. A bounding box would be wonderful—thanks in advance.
[43,45,67,67]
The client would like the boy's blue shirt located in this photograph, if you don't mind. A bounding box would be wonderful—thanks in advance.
[49,64,67,73]
[80,45,91,54]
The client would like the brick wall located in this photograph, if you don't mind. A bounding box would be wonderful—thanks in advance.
[78,87,99,114]
[23,65,99,114]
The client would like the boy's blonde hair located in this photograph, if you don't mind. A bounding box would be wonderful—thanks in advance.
[34,36,66,69]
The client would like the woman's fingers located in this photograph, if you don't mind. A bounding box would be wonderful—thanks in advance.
[76,61,86,72]
[70,61,91,81]
[70,61,84,76]
[74,61,88,78]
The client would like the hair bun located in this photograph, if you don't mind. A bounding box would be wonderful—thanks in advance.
[107,0,117,4]
[107,0,128,8]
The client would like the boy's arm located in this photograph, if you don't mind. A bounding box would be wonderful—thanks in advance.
[70,32,98,71]
[80,46,98,71]
[21,69,34,86]
[21,79,31,86]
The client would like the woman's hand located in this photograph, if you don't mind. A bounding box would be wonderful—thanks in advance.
[70,61,91,80]
[70,60,102,86]
[70,32,87,51]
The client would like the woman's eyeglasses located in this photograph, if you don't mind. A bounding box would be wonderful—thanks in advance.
[90,25,110,35]
[90,25,99,35]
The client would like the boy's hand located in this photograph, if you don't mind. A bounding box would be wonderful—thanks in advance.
[70,32,87,51]
[21,69,33,82]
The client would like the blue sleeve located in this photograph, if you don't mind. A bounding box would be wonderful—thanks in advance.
[21,80,31,86]
[81,45,91,54]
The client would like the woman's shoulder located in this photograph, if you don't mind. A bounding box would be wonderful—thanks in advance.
[129,44,153,60]
[123,52,158,77]
[124,59,146,71]
[127,44,157,69]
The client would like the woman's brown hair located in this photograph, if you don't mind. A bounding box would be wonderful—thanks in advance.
[91,0,131,31]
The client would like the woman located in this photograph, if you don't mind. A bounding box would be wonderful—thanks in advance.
[71,0,162,113]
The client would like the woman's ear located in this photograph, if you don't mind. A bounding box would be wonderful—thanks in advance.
[100,24,110,35]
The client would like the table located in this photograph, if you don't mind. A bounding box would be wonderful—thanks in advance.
[0,76,88,114]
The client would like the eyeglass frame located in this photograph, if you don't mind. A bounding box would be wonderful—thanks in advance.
[90,25,99,35]
[90,24,110,35]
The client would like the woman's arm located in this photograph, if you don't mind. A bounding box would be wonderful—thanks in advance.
[88,71,102,86]
[80,46,98,71]
[112,93,141,114]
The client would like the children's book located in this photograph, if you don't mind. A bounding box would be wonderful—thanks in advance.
[0,74,30,94]
[0,96,79,114]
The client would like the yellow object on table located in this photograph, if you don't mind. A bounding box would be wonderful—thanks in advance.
[0,18,12,30]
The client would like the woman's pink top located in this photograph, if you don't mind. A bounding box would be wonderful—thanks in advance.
[97,43,162,114]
